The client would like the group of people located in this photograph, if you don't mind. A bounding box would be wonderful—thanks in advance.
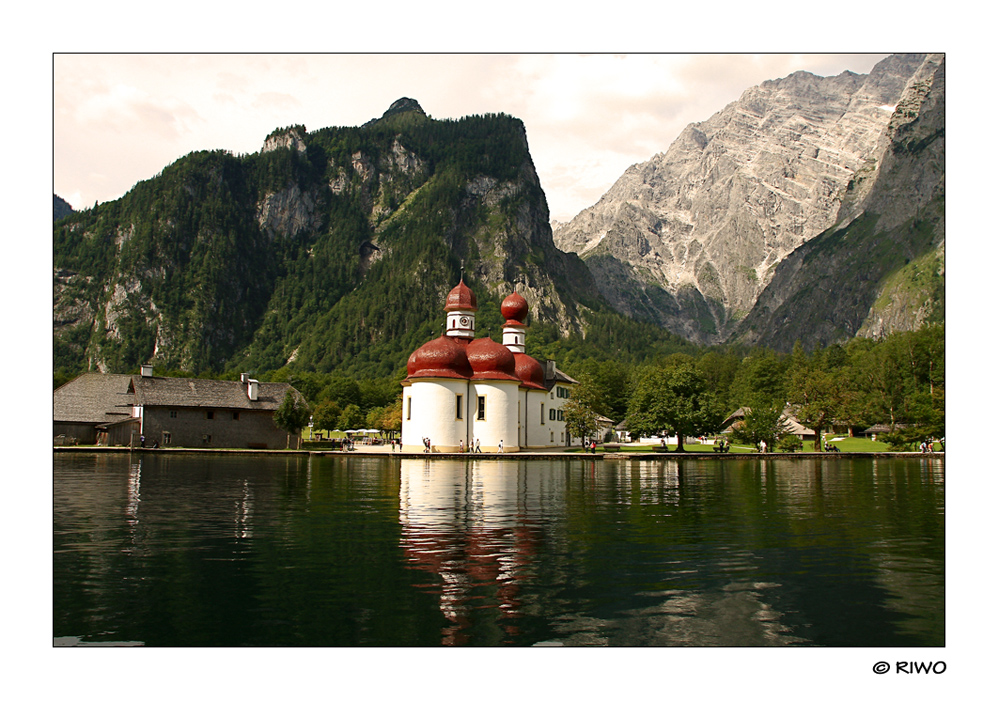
[455,438,486,453]
[919,441,935,453]
[422,437,495,453]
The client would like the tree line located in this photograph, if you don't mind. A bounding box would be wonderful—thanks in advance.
[556,324,944,451]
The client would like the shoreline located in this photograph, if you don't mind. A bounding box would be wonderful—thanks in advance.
[53,446,944,461]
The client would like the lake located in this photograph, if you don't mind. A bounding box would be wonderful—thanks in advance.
[53,452,944,646]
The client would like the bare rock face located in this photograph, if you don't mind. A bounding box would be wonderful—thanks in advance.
[733,55,945,351]
[262,126,308,154]
[256,183,321,240]
[554,54,929,344]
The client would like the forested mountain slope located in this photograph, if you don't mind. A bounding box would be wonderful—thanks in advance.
[54,99,692,378]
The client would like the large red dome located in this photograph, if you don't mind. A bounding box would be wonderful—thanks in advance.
[514,353,547,390]
[501,292,529,324]
[444,280,477,312]
[466,337,519,382]
[406,335,473,380]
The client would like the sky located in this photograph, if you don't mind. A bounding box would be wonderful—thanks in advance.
[53,53,890,222]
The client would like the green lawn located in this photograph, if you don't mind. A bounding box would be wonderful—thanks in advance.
[574,435,942,454]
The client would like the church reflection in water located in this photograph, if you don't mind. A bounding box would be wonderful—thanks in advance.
[398,459,561,645]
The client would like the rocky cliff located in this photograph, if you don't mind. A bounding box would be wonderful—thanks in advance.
[53,100,602,376]
[734,55,945,351]
[553,54,937,345]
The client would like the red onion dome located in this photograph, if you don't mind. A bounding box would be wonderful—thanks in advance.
[515,353,547,390]
[444,280,478,312]
[501,292,529,325]
[466,337,520,382]
[406,335,473,380]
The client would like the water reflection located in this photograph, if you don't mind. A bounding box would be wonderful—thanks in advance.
[399,459,548,644]
[54,453,944,646]
[396,457,944,646]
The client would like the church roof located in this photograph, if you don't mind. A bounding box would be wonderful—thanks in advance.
[444,280,477,312]
[466,337,519,382]
[501,291,529,325]
[406,335,474,380]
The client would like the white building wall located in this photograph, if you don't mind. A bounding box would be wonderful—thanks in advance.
[402,379,469,452]
[541,382,582,447]
[521,388,548,448]
[470,381,519,452]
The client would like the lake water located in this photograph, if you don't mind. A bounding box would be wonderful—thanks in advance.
[53,452,944,646]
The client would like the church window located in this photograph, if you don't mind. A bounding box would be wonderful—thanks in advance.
[477,396,486,421]
[406,397,412,420]
[541,403,545,424]
[456,394,463,420]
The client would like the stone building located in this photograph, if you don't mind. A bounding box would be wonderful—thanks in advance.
[54,367,303,449]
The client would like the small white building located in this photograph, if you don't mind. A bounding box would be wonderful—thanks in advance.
[401,279,578,452]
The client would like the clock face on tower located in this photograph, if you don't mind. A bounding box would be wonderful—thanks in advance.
[459,316,470,327]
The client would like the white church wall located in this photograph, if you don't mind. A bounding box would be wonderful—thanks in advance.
[402,379,468,452]
[470,381,519,452]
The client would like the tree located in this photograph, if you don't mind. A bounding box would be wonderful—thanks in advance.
[563,377,600,446]
[337,404,365,431]
[785,343,850,451]
[311,400,342,438]
[273,389,310,449]
[731,404,792,452]
[626,363,722,452]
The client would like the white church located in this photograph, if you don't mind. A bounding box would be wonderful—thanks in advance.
[401,278,579,453]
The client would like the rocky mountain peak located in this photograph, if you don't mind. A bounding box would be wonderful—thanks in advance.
[553,53,936,346]
[261,125,308,154]
[383,97,425,117]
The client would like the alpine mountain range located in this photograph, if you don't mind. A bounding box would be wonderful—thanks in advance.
[53,53,944,377]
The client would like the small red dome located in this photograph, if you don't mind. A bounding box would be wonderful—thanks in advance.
[406,336,473,380]
[501,292,529,324]
[444,280,478,312]
[515,353,547,390]
[466,337,519,382]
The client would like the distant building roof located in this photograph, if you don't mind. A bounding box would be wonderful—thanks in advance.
[542,361,578,390]
[55,372,298,425]
[129,375,294,411]
[53,373,135,424]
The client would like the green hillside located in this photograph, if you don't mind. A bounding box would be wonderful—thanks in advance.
[53,100,691,381]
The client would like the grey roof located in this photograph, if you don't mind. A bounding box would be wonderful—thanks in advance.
[53,373,136,424]
[129,376,295,411]
[541,360,579,390]
[54,373,299,424]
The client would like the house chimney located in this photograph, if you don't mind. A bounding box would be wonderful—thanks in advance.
[140,365,153,378]
[248,379,259,401]
[240,373,250,384]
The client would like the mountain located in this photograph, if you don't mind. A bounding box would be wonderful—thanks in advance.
[54,194,74,221]
[54,99,676,378]
[734,55,945,351]
[553,54,943,346]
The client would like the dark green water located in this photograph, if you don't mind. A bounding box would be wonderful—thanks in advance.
[53,452,944,646]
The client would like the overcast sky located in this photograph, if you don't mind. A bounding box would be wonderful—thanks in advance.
[54,53,889,222]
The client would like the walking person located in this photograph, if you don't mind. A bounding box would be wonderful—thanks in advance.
[474,438,481,453]
[459,439,464,453]
[498,439,504,453]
